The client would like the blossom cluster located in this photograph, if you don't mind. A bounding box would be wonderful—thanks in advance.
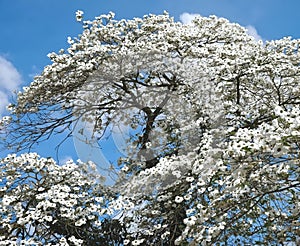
[0,153,112,245]
[1,10,300,245]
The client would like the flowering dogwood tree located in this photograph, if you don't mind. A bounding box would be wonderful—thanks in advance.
[1,11,300,245]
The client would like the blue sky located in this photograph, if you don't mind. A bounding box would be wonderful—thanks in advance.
[0,0,300,181]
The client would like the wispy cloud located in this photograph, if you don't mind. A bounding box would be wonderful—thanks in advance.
[0,91,9,115]
[0,56,22,116]
[246,25,263,41]
[59,155,73,164]
[28,65,42,79]
[179,12,201,25]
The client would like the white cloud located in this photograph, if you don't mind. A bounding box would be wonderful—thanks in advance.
[245,25,263,41]
[60,155,73,164]
[179,12,201,25]
[0,91,9,115]
[0,56,22,92]
[28,65,41,79]
[0,56,22,115]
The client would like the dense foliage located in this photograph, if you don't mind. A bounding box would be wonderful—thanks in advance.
[1,11,300,245]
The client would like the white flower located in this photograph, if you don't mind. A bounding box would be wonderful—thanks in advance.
[44,215,53,222]
[17,217,27,225]
[123,239,130,245]
[132,239,145,245]
[75,218,86,226]
[67,37,74,45]
[197,179,205,186]
[186,176,194,182]
[2,196,12,206]
[68,236,83,246]
[183,216,197,226]
[184,194,192,201]
[174,236,183,245]
[95,197,104,203]
[175,196,184,203]
[75,10,84,22]
[1,116,11,122]
[154,224,162,230]
[272,143,287,158]
[161,231,170,239]
[172,170,181,178]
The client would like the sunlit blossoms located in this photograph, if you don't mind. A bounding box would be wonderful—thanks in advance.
[0,153,119,245]
[1,10,300,245]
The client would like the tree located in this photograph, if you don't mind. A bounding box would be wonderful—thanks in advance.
[1,11,300,245]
